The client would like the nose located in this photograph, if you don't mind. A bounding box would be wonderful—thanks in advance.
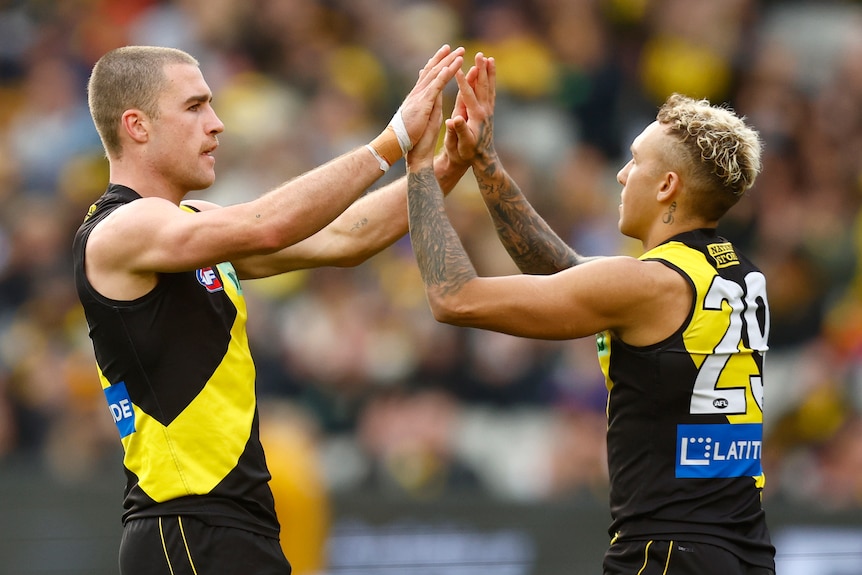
[616,161,630,185]
[210,118,224,135]
[208,109,225,135]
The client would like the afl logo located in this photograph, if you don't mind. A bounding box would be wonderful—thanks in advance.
[197,267,224,292]
[713,398,729,409]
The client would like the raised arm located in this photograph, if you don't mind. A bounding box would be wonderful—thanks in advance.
[405,92,686,343]
[446,54,597,275]
[221,149,470,278]
[407,88,479,296]
[87,45,465,298]
[226,50,482,279]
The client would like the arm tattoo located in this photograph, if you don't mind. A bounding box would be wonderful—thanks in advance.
[476,166,586,275]
[408,168,477,294]
[476,119,495,162]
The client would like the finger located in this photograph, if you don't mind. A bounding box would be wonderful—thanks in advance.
[443,117,457,152]
[487,56,496,105]
[443,116,466,161]
[462,66,479,106]
[417,93,445,157]
[431,91,444,124]
[446,116,471,142]
[421,51,464,95]
[453,115,475,149]
[439,53,465,84]
[465,62,480,89]
[454,67,479,112]
[475,52,489,103]
[413,44,449,86]
[419,55,464,106]
[445,117,461,137]
[424,44,452,74]
[447,115,466,135]
[415,46,465,91]
[450,71,468,119]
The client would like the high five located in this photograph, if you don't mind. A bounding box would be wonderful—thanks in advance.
[406,53,775,575]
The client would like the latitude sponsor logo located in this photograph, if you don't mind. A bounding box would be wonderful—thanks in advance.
[676,423,762,478]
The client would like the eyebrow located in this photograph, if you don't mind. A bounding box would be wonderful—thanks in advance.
[183,93,212,106]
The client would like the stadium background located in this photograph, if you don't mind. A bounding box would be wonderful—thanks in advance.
[1,0,862,573]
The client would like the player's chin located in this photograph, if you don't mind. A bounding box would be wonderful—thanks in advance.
[189,172,216,192]
[618,218,637,239]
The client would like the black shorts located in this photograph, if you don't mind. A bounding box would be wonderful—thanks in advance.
[603,540,774,575]
[119,516,292,575]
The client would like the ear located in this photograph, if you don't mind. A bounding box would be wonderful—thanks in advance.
[656,170,681,203]
[120,109,149,144]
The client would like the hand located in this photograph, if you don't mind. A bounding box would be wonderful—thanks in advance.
[398,45,465,149]
[444,53,497,168]
[406,92,444,172]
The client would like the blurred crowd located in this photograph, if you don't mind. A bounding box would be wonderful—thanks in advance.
[1,0,862,516]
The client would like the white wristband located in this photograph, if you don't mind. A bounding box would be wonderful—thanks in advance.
[390,106,412,154]
[365,144,390,172]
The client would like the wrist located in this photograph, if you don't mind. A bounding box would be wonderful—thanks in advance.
[407,156,434,174]
[367,106,414,173]
[434,152,469,194]
[441,149,470,173]
[472,150,499,172]
[367,127,403,172]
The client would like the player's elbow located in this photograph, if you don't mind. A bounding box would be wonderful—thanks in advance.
[328,249,374,268]
[426,291,477,327]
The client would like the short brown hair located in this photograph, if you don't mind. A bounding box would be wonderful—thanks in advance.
[87,46,199,159]
[657,93,762,220]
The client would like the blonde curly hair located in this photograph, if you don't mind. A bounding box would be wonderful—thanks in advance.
[657,93,762,220]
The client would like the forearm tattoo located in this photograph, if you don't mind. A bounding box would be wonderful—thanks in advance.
[408,168,477,294]
[476,165,582,275]
[476,118,495,161]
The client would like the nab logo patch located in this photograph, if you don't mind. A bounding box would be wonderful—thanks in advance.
[197,267,224,292]
[104,381,136,438]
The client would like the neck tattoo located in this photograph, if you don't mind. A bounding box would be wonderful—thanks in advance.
[662,201,677,224]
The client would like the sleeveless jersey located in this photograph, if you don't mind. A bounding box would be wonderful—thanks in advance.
[596,228,774,568]
[72,184,279,537]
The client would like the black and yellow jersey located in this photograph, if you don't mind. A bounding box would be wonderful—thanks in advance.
[597,228,774,568]
[72,184,279,538]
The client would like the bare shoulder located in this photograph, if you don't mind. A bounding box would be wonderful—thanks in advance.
[88,196,178,252]
[580,256,691,346]
[576,255,686,290]
[84,197,183,300]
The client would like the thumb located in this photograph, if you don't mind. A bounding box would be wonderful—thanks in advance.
[444,117,463,141]
[452,116,470,137]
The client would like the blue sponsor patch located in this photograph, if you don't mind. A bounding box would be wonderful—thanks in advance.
[104,381,136,438]
[676,423,762,478]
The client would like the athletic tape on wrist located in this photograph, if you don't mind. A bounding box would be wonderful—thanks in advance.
[390,107,412,154]
[368,126,402,168]
[365,144,390,172]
